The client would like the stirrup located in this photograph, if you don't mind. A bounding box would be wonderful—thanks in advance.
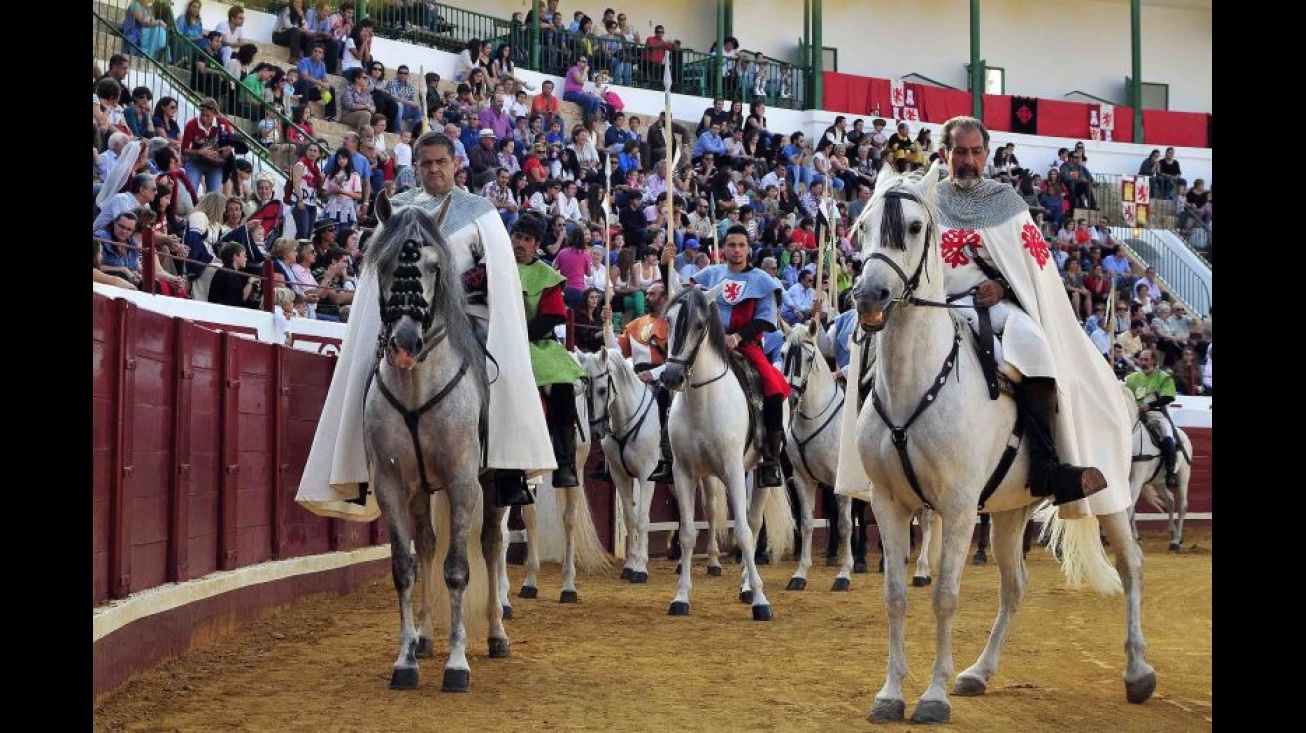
[552,464,579,488]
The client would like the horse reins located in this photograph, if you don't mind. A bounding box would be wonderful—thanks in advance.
[784,340,845,481]
[666,296,730,389]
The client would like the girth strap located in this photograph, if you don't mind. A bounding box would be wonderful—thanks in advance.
[371,362,471,494]
[793,392,845,483]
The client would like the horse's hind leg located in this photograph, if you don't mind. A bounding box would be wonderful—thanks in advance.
[1100,510,1156,704]
[518,503,540,598]
[734,467,771,619]
[955,506,1032,697]
[482,495,511,658]
[786,469,816,591]
[559,486,579,602]
[912,509,937,586]
[832,496,853,591]
[413,493,439,660]
[702,477,725,576]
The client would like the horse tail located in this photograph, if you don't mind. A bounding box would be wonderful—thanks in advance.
[762,482,796,562]
[1045,511,1123,596]
[561,485,613,573]
[704,478,731,550]
[431,489,491,642]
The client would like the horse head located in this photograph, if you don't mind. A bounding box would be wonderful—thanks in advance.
[779,317,818,410]
[366,197,461,370]
[850,160,944,333]
[660,280,727,392]
[577,349,613,440]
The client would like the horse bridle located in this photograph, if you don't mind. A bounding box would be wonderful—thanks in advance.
[666,294,730,389]
[599,362,658,480]
[783,337,845,481]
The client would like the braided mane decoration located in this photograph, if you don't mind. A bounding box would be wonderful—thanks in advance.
[382,238,433,328]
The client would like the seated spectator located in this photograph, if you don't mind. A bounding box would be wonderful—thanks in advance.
[1178,179,1212,232]
[562,57,604,122]
[782,269,818,324]
[123,0,169,61]
[310,246,354,322]
[96,210,145,288]
[1058,151,1097,210]
[1102,243,1135,291]
[1061,259,1092,322]
[339,67,377,131]
[208,241,259,308]
[1155,147,1187,201]
[93,237,138,290]
[272,0,312,63]
[572,287,608,352]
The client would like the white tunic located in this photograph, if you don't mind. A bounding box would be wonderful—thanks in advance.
[294,187,556,521]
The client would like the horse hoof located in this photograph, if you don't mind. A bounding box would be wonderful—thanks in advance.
[1126,672,1157,704]
[630,571,648,583]
[752,604,773,621]
[415,636,434,659]
[831,577,850,592]
[876,558,885,573]
[619,567,633,580]
[739,590,754,604]
[668,601,690,616]
[868,699,905,722]
[559,590,578,604]
[389,666,419,690]
[853,559,868,574]
[953,674,987,696]
[518,585,538,599]
[501,605,513,620]
[441,668,470,693]
[488,637,511,658]
[973,551,988,565]
[706,565,722,577]
[674,563,682,574]
[1168,542,1180,552]
[824,555,838,567]
[786,577,807,591]
[912,575,932,587]
[911,700,951,724]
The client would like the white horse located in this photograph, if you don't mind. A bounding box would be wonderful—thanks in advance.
[845,165,1154,722]
[576,348,731,582]
[778,320,855,591]
[659,283,795,619]
[1125,395,1193,551]
[497,368,611,615]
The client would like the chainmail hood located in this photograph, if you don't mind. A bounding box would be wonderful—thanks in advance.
[387,186,496,237]
[936,178,1029,230]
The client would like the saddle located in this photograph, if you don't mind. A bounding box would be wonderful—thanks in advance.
[727,352,765,456]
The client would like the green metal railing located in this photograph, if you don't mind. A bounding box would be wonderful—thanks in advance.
[367,1,513,55]
[94,2,330,169]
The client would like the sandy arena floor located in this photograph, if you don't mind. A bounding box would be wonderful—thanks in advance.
[94,526,1212,732]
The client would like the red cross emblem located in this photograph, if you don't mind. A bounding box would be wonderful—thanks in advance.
[940,228,982,268]
[722,280,746,304]
[1021,223,1050,269]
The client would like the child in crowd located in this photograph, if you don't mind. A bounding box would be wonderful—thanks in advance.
[393,129,413,178]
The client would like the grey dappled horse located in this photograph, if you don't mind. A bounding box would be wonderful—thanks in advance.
[363,199,507,692]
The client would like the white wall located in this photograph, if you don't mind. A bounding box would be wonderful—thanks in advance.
[459,0,1211,113]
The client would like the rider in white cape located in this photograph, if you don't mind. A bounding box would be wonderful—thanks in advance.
[836,118,1132,518]
[296,133,555,522]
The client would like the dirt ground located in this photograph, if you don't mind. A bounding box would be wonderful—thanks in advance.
[93,527,1212,732]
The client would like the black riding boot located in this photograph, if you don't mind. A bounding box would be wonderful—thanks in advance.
[1161,436,1179,489]
[548,384,579,488]
[647,385,674,483]
[756,394,785,488]
[1018,377,1108,505]
[495,470,536,507]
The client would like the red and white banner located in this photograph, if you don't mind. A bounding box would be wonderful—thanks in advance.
[1120,175,1149,226]
[1089,103,1115,142]
[890,79,920,122]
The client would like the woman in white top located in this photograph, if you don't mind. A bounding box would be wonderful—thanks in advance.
[454,39,479,82]
[585,244,609,291]
[634,243,663,289]
[341,25,372,72]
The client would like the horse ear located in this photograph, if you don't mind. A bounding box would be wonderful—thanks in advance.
[778,316,792,337]
[806,317,818,337]
[704,279,727,304]
[917,159,945,200]
[375,191,392,224]
[873,163,900,198]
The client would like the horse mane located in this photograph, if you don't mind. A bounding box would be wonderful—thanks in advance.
[364,206,487,382]
[667,285,729,365]
[853,171,940,253]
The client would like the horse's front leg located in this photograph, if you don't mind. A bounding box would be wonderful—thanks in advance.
[518,503,540,599]
[667,463,698,616]
[440,483,477,693]
[1100,510,1156,703]
[785,468,816,591]
[372,461,422,690]
[482,495,511,659]
[955,506,1033,696]
[559,486,579,603]
[867,494,914,722]
[735,467,771,620]
[911,507,977,724]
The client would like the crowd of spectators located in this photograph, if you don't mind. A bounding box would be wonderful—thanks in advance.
[94,1,1209,392]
